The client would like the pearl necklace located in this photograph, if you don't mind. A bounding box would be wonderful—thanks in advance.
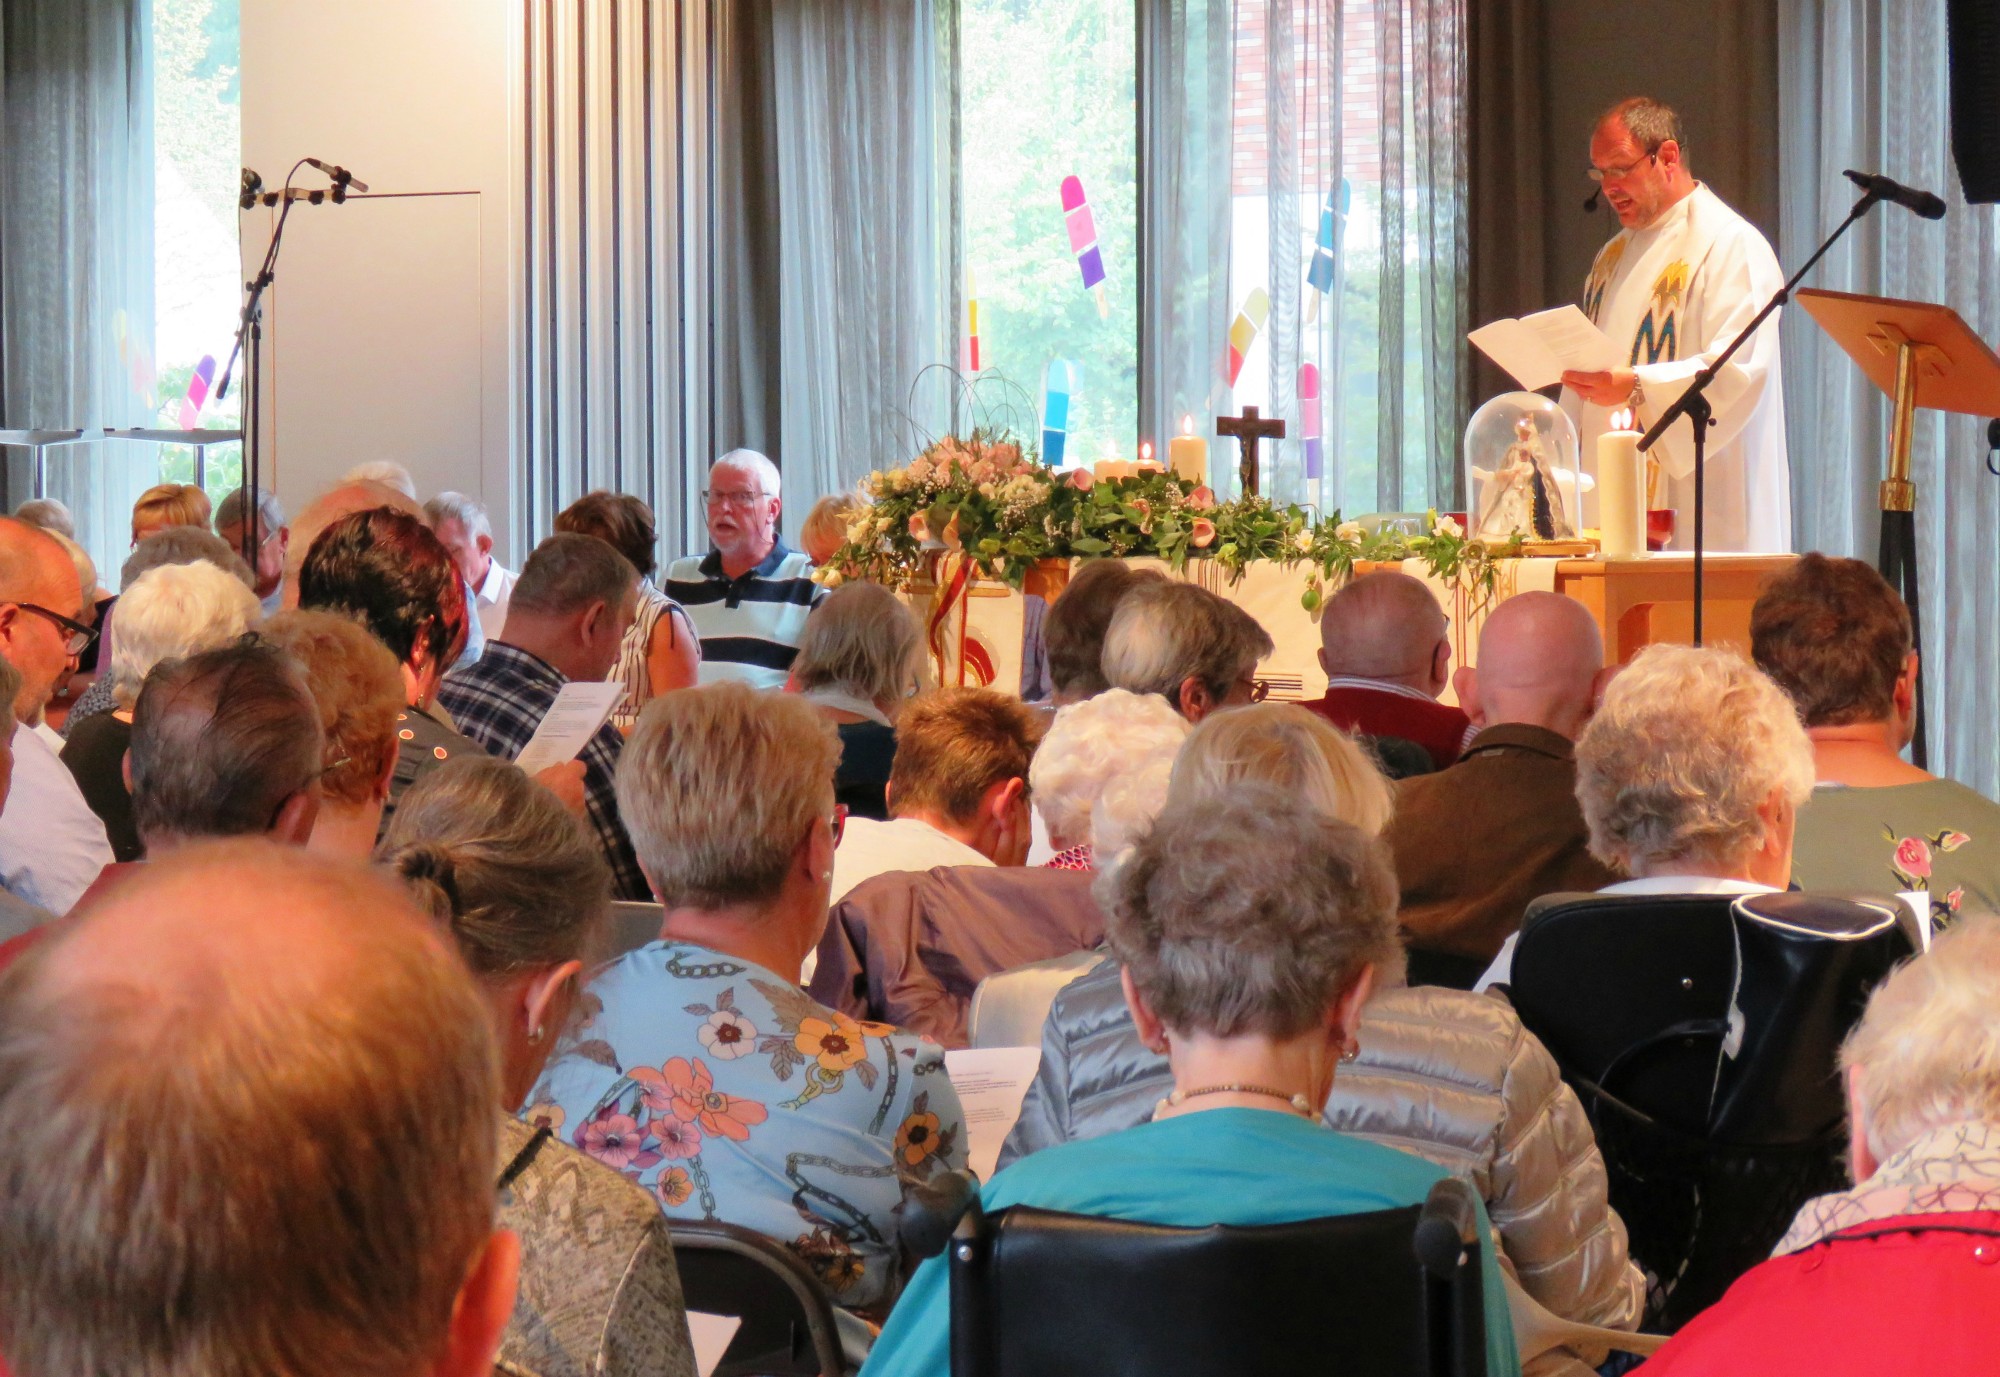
[1152,1083,1318,1121]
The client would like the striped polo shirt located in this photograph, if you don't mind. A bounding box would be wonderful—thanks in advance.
[663,542,823,689]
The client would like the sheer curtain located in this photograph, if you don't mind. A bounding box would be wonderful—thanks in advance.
[770,0,952,532]
[1144,0,1467,515]
[1778,0,2000,793]
[0,0,155,565]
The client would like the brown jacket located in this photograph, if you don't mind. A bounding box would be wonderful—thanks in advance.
[1390,723,1618,962]
[809,864,1103,1048]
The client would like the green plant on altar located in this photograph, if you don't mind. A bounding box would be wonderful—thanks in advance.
[819,433,1520,606]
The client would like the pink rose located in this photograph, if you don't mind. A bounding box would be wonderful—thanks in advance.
[907,512,931,542]
[1068,468,1095,492]
[941,513,963,551]
[1188,485,1216,511]
[1191,518,1217,549]
[1948,886,1966,911]
[1895,836,1932,879]
[1940,831,1971,853]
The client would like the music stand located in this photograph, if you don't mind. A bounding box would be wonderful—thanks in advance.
[1796,288,2000,769]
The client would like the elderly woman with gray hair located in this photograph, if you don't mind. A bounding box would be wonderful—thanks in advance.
[1638,916,2000,1373]
[530,683,968,1339]
[1029,687,1190,870]
[790,580,929,820]
[1000,704,1645,1372]
[862,784,1522,1377]
[59,560,262,861]
[1476,643,1816,990]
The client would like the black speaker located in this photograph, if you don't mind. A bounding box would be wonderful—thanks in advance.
[1949,0,2000,203]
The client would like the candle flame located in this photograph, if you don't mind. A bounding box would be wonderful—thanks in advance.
[1181,414,1194,437]
[1140,441,1154,463]
[1610,407,1636,432]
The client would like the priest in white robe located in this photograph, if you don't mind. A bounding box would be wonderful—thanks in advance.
[1560,98,1791,553]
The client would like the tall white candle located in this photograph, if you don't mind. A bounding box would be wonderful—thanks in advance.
[1169,415,1207,484]
[1596,408,1646,558]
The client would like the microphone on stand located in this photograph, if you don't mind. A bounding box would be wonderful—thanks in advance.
[304,158,370,195]
[1583,186,1603,213]
[238,168,264,211]
[1842,170,1948,219]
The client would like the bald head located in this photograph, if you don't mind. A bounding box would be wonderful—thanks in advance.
[1458,592,1606,739]
[0,517,90,720]
[1317,571,1451,695]
[0,841,513,1377]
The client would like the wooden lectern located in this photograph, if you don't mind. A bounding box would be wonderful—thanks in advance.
[1796,288,2000,767]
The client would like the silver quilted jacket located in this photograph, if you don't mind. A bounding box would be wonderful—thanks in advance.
[999,958,1645,1346]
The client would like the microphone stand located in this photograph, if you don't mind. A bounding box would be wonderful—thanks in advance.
[215,163,353,565]
[1637,187,1884,643]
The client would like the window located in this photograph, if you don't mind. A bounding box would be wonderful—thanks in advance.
[959,0,1138,466]
[152,0,243,497]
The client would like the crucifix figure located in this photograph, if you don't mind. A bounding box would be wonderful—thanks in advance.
[1215,406,1287,498]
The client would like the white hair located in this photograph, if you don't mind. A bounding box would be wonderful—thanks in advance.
[423,491,492,540]
[47,532,97,609]
[1844,916,2000,1165]
[1030,688,1190,852]
[340,462,418,500]
[110,562,263,709]
[12,498,74,540]
[1575,644,1814,875]
[710,449,782,502]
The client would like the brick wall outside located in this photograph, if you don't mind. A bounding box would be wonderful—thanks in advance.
[1231,0,1386,197]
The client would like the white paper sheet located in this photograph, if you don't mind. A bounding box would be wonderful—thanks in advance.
[686,1311,743,1377]
[512,680,625,776]
[1469,305,1620,391]
[944,1045,1042,1182]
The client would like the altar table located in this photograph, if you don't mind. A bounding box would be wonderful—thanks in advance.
[904,552,1796,703]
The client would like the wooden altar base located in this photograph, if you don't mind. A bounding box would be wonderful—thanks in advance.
[1552,554,1795,665]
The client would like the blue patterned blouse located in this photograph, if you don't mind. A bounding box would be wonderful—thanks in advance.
[527,941,968,1311]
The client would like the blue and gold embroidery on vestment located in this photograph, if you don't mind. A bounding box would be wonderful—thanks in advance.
[1630,260,1689,366]
[1582,237,1626,324]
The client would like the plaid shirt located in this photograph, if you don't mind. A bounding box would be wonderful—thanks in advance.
[438,642,650,901]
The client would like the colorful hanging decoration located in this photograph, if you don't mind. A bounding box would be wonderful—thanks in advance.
[178,355,217,430]
[113,309,156,402]
[963,274,982,374]
[1305,179,1349,323]
[1299,363,1323,482]
[1041,359,1072,466]
[1060,175,1109,318]
[1225,288,1270,387]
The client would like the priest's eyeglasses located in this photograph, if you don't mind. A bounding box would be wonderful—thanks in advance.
[703,489,769,509]
[1587,152,1658,183]
[8,602,97,657]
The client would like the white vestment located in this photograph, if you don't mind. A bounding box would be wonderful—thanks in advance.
[1562,183,1792,552]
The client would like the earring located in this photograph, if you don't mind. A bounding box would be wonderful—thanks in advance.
[1340,1040,1360,1063]
[529,1024,545,1044]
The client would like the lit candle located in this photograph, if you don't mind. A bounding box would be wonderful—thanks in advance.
[1168,415,1207,484]
[1137,441,1164,473]
[1596,407,1646,558]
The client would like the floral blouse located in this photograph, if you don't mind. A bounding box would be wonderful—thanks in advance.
[526,941,967,1311]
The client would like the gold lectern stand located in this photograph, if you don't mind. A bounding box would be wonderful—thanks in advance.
[1796,288,2000,768]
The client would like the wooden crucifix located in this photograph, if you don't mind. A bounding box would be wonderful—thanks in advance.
[1215,406,1287,498]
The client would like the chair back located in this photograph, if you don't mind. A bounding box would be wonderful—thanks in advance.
[607,901,665,961]
[944,1178,1486,1377]
[967,949,1104,1048]
[1507,889,1909,1328]
[670,1221,845,1377]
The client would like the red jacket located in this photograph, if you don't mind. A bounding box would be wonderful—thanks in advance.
[1300,682,1471,769]
[1639,1212,2000,1375]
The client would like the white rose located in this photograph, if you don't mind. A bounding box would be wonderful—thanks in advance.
[1435,515,1464,539]
[1292,531,1315,554]
[1335,521,1365,543]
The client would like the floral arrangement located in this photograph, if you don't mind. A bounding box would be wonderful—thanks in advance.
[818,430,1521,610]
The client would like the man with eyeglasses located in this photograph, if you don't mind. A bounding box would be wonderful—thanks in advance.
[0,517,112,913]
[1559,96,1791,554]
[663,449,823,690]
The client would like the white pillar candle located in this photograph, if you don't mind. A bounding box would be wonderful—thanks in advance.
[1596,408,1646,558]
[1169,415,1207,484]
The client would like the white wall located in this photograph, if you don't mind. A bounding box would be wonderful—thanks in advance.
[241,0,518,563]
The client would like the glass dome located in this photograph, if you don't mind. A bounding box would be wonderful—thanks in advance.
[1463,392,1585,544]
